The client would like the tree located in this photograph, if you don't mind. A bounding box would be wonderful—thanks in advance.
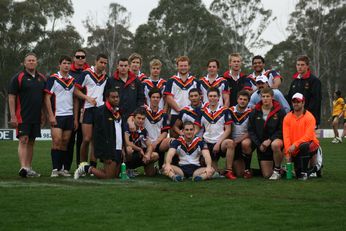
[84,3,133,76]
[134,0,240,77]
[210,0,275,62]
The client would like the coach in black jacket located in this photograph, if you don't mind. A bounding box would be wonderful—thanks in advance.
[248,88,286,180]
[287,55,322,127]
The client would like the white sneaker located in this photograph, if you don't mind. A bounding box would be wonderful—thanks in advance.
[58,169,71,177]
[331,137,341,143]
[298,172,308,180]
[51,169,59,177]
[74,162,88,180]
[337,137,342,143]
[27,168,41,177]
[269,170,281,180]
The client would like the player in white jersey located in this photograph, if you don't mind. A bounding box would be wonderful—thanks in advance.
[74,54,108,167]
[199,59,229,107]
[142,59,166,109]
[144,88,172,170]
[172,88,203,137]
[163,121,214,182]
[229,90,253,178]
[194,88,237,180]
[44,55,77,177]
[164,56,200,137]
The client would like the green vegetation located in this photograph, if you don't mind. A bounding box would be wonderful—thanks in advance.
[0,139,345,230]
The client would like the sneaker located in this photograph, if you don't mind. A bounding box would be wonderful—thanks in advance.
[172,175,183,182]
[309,172,317,178]
[18,167,28,178]
[27,168,41,177]
[192,176,203,182]
[298,172,308,180]
[225,170,237,180]
[51,169,59,177]
[211,171,225,179]
[269,170,281,180]
[243,169,252,179]
[58,169,71,177]
[337,137,342,143]
[127,169,136,178]
[331,137,341,143]
[74,162,88,180]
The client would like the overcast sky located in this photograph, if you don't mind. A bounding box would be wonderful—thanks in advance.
[71,0,298,55]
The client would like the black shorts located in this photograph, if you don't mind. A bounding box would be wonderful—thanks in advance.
[16,123,41,139]
[96,150,122,163]
[234,143,243,161]
[206,142,226,161]
[54,115,74,131]
[256,147,273,161]
[179,164,201,178]
[170,114,179,127]
[82,107,96,124]
[126,151,145,169]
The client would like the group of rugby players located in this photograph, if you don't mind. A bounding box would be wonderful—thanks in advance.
[8,49,323,181]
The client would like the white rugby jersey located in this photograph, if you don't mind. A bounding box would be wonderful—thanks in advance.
[142,78,166,109]
[170,136,207,166]
[144,105,170,142]
[229,105,252,139]
[164,74,199,115]
[195,105,232,144]
[199,75,229,106]
[75,66,107,109]
[177,105,203,137]
[44,72,75,116]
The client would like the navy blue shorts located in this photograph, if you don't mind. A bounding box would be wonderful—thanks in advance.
[169,114,179,127]
[82,107,95,124]
[54,115,74,131]
[126,151,145,169]
[206,142,226,161]
[96,150,122,163]
[16,123,41,139]
[179,164,201,178]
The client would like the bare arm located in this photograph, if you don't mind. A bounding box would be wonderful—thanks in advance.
[44,93,56,126]
[74,88,96,106]
[124,133,142,152]
[222,93,230,108]
[8,94,17,128]
[173,119,183,136]
[166,95,181,112]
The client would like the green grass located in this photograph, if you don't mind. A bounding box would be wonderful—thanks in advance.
[0,140,345,230]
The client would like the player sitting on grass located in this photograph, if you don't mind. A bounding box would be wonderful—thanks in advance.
[74,89,123,179]
[163,121,214,182]
[125,108,159,177]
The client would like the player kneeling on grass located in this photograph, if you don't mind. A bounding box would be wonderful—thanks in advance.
[74,89,123,179]
[125,108,159,177]
[164,121,214,181]
[283,93,320,180]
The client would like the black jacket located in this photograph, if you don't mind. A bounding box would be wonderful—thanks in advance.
[93,102,123,158]
[248,100,286,147]
[286,70,322,126]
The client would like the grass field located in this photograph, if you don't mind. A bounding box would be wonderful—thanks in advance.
[0,139,345,231]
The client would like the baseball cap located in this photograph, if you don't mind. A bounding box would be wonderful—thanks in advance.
[292,93,304,102]
[255,75,269,83]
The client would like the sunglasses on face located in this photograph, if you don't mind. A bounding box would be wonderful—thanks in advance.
[75,55,86,59]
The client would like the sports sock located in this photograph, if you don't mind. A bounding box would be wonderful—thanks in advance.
[242,153,252,170]
[158,151,165,169]
[51,149,60,170]
[274,166,281,172]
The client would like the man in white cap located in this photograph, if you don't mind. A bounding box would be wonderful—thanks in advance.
[248,75,290,113]
[283,93,320,180]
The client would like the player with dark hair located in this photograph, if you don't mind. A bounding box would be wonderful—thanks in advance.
[45,55,77,177]
[195,88,236,180]
[248,55,282,89]
[8,52,46,177]
[74,89,123,179]
[248,88,286,180]
[163,121,214,182]
[74,54,108,168]
[330,90,344,143]
[124,108,159,177]
[199,59,229,107]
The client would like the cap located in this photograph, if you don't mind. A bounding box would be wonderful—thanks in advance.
[292,93,304,102]
[255,75,269,83]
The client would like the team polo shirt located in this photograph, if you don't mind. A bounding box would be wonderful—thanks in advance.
[125,125,148,149]
[75,66,107,109]
[248,69,282,88]
[223,71,254,106]
[8,70,46,124]
[142,78,166,109]
[195,105,232,144]
[44,72,75,116]
[332,97,345,116]
[144,105,170,142]
[170,136,207,166]
[199,75,229,106]
[164,74,200,115]
[229,105,252,139]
